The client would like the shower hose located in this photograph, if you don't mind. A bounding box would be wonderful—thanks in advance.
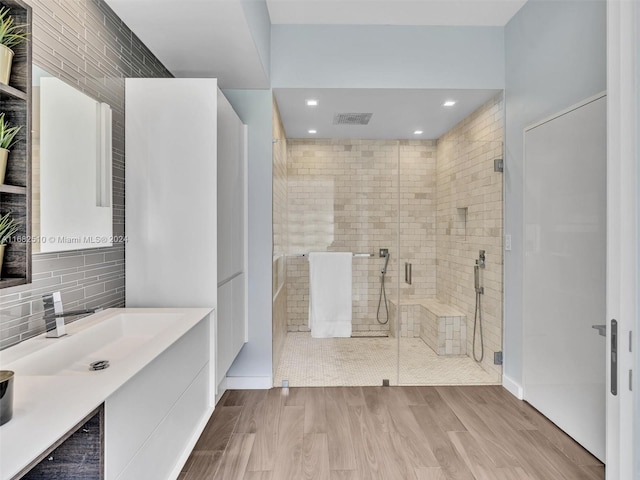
[473,289,484,362]
[376,254,390,324]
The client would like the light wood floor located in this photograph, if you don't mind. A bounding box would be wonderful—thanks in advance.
[179,386,604,480]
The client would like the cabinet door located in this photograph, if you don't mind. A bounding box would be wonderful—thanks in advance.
[217,90,246,282]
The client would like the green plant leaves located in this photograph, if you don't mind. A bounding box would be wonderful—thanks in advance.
[0,113,21,150]
[0,211,20,245]
[0,7,28,50]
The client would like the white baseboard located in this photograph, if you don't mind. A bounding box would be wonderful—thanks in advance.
[225,376,273,390]
[502,374,524,400]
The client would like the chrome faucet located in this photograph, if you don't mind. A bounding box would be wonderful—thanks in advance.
[43,291,103,338]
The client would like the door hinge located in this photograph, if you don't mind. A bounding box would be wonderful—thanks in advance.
[629,370,633,391]
[630,330,633,352]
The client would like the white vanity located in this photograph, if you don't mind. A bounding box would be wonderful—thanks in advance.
[0,308,214,480]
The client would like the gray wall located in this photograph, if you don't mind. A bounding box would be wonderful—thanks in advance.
[0,0,171,350]
[503,0,606,388]
[271,25,505,89]
[222,89,273,382]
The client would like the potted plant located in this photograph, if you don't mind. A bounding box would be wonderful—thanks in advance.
[0,211,20,276]
[0,6,28,85]
[0,112,21,184]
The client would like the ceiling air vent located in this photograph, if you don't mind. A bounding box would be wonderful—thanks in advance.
[333,113,373,126]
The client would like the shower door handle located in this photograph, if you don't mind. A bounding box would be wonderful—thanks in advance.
[405,262,412,285]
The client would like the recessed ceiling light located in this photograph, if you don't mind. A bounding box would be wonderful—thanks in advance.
[443,100,456,107]
[306,99,318,107]
[414,130,423,135]
[308,129,317,134]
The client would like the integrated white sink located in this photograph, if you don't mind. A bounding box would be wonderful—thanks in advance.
[4,312,185,376]
[0,307,214,480]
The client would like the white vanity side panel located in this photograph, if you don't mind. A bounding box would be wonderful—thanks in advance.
[115,366,210,480]
[125,78,218,309]
[105,319,209,480]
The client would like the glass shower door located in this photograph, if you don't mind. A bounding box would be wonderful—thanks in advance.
[396,138,504,386]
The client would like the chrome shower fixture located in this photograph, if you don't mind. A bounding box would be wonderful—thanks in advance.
[477,250,486,268]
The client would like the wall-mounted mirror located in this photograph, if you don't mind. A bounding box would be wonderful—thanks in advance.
[32,66,113,253]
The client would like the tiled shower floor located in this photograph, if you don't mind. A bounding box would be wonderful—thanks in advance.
[274,332,501,387]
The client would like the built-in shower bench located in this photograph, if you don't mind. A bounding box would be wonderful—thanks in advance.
[390,299,467,355]
[418,300,467,356]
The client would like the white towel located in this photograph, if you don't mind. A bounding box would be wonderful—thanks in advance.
[308,252,352,338]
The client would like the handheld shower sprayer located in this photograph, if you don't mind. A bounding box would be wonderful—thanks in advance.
[377,249,390,325]
[473,250,485,362]
[382,251,390,274]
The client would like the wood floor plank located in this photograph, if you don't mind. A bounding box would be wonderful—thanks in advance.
[447,431,497,478]
[330,470,361,480]
[224,390,258,407]
[395,386,427,405]
[373,431,418,480]
[183,452,224,479]
[243,472,273,480]
[183,387,603,480]
[362,387,395,434]
[347,405,385,479]
[518,429,598,480]
[302,433,331,480]
[386,402,439,468]
[471,386,537,430]
[340,386,365,406]
[246,388,285,471]
[325,387,358,471]
[410,404,476,480]
[193,406,242,452]
[304,387,327,434]
[413,467,447,480]
[284,387,308,406]
[435,386,523,468]
[272,406,305,480]
[580,465,605,480]
[471,466,536,480]
[212,434,255,480]
[484,386,603,467]
[235,390,269,433]
[416,387,467,432]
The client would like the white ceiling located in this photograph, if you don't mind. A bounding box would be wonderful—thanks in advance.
[105,1,525,89]
[267,0,527,26]
[105,0,270,88]
[274,88,502,139]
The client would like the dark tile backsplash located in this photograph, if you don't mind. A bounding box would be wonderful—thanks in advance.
[0,0,172,349]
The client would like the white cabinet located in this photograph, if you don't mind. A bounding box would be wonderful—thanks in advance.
[125,79,247,395]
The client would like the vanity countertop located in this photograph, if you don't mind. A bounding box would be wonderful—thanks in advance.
[0,307,213,480]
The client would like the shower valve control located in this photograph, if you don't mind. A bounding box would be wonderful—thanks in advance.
[478,250,486,268]
[379,248,389,258]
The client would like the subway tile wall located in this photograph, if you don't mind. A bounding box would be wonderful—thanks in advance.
[436,93,504,376]
[0,0,172,349]
[285,139,438,334]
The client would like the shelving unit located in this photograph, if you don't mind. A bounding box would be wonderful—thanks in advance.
[0,0,31,289]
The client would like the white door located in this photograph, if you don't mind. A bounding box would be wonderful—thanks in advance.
[523,94,607,461]
[605,1,637,478]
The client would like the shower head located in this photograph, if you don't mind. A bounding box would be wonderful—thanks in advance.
[381,252,390,274]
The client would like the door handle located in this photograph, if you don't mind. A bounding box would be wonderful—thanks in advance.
[611,319,618,396]
[404,262,412,285]
[592,324,606,337]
